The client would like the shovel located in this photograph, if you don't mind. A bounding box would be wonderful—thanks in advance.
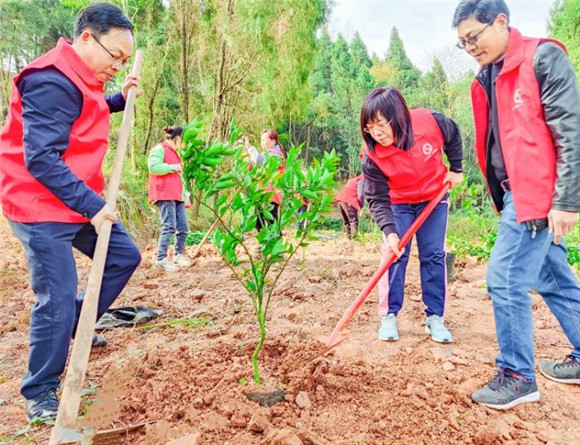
[49,50,144,445]
[316,182,451,357]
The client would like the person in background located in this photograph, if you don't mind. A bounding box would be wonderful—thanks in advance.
[256,129,285,231]
[361,87,464,344]
[335,174,366,239]
[0,3,141,422]
[239,134,263,167]
[148,125,192,272]
[453,0,580,410]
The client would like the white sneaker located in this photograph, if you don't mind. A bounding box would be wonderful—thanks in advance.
[155,258,178,272]
[174,254,192,268]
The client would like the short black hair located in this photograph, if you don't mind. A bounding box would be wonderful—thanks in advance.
[360,87,415,152]
[452,0,510,28]
[74,2,133,38]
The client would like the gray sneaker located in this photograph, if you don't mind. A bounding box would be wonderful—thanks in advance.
[539,355,580,385]
[154,258,178,272]
[472,369,540,410]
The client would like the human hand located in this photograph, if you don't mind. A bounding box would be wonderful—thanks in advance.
[91,204,118,234]
[385,232,405,258]
[444,171,464,189]
[172,164,183,173]
[121,74,143,100]
[548,209,578,245]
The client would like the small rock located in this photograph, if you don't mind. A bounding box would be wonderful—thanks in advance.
[443,362,456,371]
[167,433,200,445]
[0,399,6,406]
[405,347,413,354]
[269,429,304,445]
[190,290,206,302]
[295,391,312,409]
[248,413,270,433]
[230,414,247,428]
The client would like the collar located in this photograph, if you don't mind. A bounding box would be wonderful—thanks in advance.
[56,38,103,89]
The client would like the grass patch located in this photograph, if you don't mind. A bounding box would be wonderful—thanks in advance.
[142,316,212,331]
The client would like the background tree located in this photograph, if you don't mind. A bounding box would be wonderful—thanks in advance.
[549,0,580,75]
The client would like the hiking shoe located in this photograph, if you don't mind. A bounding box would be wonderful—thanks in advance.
[539,355,580,385]
[174,254,192,268]
[472,369,540,410]
[425,315,453,343]
[154,258,178,272]
[26,389,58,423]
[92,333,107,348]
[378,314,398,341]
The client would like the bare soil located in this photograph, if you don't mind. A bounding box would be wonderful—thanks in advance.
[1,219,579,444]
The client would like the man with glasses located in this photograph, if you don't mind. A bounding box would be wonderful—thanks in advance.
[0,3,142,422]
[453,0,580,410]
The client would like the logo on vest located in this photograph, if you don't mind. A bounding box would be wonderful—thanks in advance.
[513,89,524,110]
[422,143,435,159]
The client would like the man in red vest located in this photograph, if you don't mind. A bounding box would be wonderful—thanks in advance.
[0,3,142,422]
[454,0,580,410]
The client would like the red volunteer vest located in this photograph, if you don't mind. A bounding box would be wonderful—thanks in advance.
[364,109,447,204]
[148,142,184,203]
[266,145,285,205]
[0,38,110,223]
[471,28,565,222]
[336,175,363,210]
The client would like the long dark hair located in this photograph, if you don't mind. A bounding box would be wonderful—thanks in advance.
[360,87,415,152]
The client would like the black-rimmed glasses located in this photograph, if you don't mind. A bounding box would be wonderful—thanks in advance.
[90,33,130,69]
[456,19,495,50]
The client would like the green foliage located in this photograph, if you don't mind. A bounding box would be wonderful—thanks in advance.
[182,120,338,383]
[549,0,580,75]
[185,231,207,246]
[383,27,421,94]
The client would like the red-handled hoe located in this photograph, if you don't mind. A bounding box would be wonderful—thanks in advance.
[314,182,451,359]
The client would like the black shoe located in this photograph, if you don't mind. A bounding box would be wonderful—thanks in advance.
[26,389,59,423]
[92,333,107,348]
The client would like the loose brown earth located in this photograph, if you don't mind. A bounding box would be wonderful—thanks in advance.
[1,218,579,444]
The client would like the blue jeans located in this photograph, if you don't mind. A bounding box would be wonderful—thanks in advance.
[155,200,188,261]
[8,220,141,399]
[487,192,580,381]
[378,194,449,317]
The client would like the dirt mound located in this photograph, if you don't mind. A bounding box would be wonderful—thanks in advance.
[1,225,579,444]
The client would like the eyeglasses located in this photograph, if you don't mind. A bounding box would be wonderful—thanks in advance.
[364,119,392,134]
[456,18,495,50]
[90,33,130,69]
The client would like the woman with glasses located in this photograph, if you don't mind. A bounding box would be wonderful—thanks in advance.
[360,87,464,343]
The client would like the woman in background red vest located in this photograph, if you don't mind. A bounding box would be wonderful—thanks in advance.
[148,126,192,272]
[335,174,365,239]
[256,129,285,231]
[361,87,464,344]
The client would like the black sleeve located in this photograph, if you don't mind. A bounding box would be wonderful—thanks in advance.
[362,154,397,235]
[18,68,107,219]
[431,110,464,172]
[106,92,126,113]
[534,42,580,212]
